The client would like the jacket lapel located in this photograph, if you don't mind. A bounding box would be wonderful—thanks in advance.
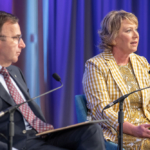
[0,83,16,106]
[130,54,146,89]
[102,50,130,109]
[7,67,30,100]
[130,54,150,108]
[6,66,46,121]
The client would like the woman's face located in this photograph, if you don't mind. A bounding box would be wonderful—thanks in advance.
[114,19,139,54]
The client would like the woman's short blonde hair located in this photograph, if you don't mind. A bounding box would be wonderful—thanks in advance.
[98,10,138,51]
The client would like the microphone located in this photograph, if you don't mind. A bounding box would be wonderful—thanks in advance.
[103,86,150,110]
[52,73,61,82]
[0,73,63,117]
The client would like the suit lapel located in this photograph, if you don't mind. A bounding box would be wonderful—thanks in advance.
[6,66,46,121]
[0,83,16,106]
[7,67,30,100]
[130,54,150,108]
[102,51,130,109]
[0,67,30,111]
[130,54,145,89]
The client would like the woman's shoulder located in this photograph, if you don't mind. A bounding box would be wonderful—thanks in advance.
[131,53,149,63]
[130,53,150,69]
[86,51,110,63]
[86,53,107,68]
[85,52,110,74]
[87,53,103,62]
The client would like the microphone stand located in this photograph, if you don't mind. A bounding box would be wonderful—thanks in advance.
[5,78,63,150]
[118,99,124,150]
[8,110,15,150]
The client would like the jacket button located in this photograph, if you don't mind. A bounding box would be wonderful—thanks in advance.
[22,130,26,134]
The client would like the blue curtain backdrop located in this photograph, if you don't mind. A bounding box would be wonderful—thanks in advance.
[0,0,150,128]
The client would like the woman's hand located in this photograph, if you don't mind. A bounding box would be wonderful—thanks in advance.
[132,124,150,138]
[122,122,150,138]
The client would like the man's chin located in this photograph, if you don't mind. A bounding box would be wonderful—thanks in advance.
[12,58,18,64]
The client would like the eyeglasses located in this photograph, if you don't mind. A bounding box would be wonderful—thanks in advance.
[0,34,22,44]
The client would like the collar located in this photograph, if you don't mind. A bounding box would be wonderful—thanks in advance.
[102,49,135,62]
[102,50,115,61]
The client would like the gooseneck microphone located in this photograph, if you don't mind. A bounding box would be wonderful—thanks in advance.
[52,73,61,82]
[0,73,63,117]
[103,86,150,110]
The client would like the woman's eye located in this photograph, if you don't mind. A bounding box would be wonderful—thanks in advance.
[126,30,131,32]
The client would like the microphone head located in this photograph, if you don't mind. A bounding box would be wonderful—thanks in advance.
[52,73,61,82]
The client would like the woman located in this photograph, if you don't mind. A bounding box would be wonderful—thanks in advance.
[82,10,150,149]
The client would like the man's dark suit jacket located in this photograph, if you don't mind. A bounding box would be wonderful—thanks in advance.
[0,65,46,149]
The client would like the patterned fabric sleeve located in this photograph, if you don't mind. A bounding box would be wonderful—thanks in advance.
[82,57,119,132]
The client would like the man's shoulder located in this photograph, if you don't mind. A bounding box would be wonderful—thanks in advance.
[7,65,19,70]
[7,65,20,72]
[7,65,24,78]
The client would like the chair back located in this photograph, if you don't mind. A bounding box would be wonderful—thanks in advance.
[75,95,87,122]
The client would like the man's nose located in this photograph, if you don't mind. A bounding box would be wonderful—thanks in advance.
[18,38,26,48]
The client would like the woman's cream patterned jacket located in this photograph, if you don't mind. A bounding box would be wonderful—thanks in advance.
[82,50,150,141]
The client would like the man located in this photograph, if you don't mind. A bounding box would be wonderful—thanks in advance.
[0,11,105,150]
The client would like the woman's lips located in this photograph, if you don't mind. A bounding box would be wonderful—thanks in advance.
[130,41,138,46]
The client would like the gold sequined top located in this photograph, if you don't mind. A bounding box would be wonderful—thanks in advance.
[118,61,149,126]
[116,62,150,149]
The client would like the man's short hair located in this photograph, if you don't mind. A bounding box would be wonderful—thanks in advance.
[0,11,19,33]
[98,10,138,51]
